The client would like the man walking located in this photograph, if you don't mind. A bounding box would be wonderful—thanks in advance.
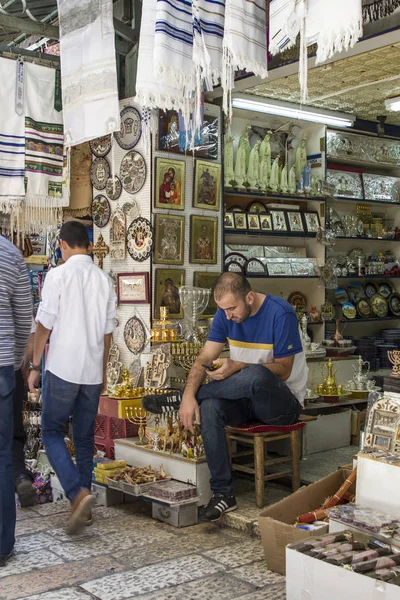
[0,236,32,566]
[28,221,116,534]
[143,273,307,522]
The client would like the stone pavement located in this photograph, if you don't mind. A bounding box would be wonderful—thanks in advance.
[2,499,286,600]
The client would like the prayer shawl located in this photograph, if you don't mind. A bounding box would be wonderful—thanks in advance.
[222,0,268,122]
[57,0,120,147]
[64,142,93,217]
[363,0,400,22]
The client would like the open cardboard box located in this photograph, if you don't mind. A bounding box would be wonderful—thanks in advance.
[258,467,355,575]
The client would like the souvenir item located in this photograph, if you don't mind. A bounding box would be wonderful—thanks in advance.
[179,286,211,342]
[109,207,126,260]
[92,234,109,269]
[115,105,141,150]
[314,358,344,400]
[126,217,153,262]
[247,201,267,214]
[370,293,389,317]
[335,288,349,305]
[260,214,272,231]
[357,299,372,318]
[321,301,335,321]
[270,210,287,232]
[304,211,321,233]
[378,282,394,299]
[224,212,235,229]
[247,140,261,190]
[310,307,321,323]
[288,291,307,312]
[348,281,365,304]
[92,195,111,228]
[342,301,357,319]
[364,394,400,454]
[193,160,221,211]
[144,345,171,388]
[124,316,146,354]
[190,215,218,264]
[234,213,247,230]
[155,268,185,319]
[267,262,291,276]
[247,214,260,231]
[117,272,149,304]
[122,200,139,221]
[120,150,146,194]
[193,272,219,319]
[389,292,400,317]
[287,211,304,233]
[290,259,315,276]
[91,157,110,190]
[234,128,250,189]
[224,252,248,271]
[327,130,400,167]
[89,135,112,158]
[106,176,122,200]
[363,173,400,202]
[155,157,185,210]
[230,205,244,212]
[245,258,265,274]
[154,213,184,265]
[226,260,244,273]
[326,169,364,199]
[224,134,235,188]
[158,109,219,159]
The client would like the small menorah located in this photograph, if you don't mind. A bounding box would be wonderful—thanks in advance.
[126,406,149,445]
[388,350,400,377]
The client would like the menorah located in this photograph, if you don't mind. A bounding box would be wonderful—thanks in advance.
[172,341,203,375]
[179,286,210,343]
[126,407,150,446]
[388,350,400,377]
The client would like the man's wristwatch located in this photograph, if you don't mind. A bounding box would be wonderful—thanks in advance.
[29,362,41,372]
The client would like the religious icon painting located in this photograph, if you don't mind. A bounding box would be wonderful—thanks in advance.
[89,135,112,158]
[154,213,185,265]
[190,215,218,264]
[247,213,261,231]
[287,211,304,233]
[193,271,219,319]
[304,211,321,233]
[270,210,288,232]
[115,105,141,150]
[92,195,111,228]
[109,207,126,261]
[259,214,272,231]
[155,157,185,210]
[234,212,247,230]
[155,268,185,319]
[224,212,235,229]
[91,157,110,190]
[126,217,153,262]
[193,160,221,211]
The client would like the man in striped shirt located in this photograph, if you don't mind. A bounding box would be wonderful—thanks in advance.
[0,236,32,566]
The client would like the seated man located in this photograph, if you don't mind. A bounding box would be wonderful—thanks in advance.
[143,273,308,522]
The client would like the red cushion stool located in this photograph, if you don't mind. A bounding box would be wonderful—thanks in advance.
[226,415,316,508]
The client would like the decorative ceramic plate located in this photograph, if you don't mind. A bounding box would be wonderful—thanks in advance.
[389,292,400,316]
[245,258,265,274]
[92,195,111,228]
[91,157,110,190]
[122,201,139,221]
[124,316,146,354]
[370,293,389,317]
[357,299,372,318]
[378,281,394,299]
[342,301,357,319]
[365,282,377,299]
[348,281,365,304]
[115,106,142,150]
[106,176,122,200]
[287,291,307,312]
[126,217,153,262]
[120,150,146,194]
[89,135,112,158]
[335,288,349,305]
[247,201,267,213]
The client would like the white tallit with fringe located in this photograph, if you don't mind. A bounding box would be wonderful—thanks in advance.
[57,0,120,147]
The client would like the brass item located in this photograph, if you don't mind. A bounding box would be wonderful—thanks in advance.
[316,359,343,396]
[126,407,149,446]
[92,233,109,269]
[388,350,400,377]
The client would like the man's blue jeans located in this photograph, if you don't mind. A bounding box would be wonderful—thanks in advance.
[196,364,302,496]
[0,366,16,557]
[42,371,102,501]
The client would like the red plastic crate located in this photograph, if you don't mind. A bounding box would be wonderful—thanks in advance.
[109,417,138,440]
[94,437,115,459]
[94,415,107,439]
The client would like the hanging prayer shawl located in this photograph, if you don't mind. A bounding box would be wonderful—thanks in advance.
[64,142,92,217]
[57,0,120,147]
[222,0,268,123]
[363,0,400,23]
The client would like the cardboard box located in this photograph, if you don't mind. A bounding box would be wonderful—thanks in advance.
[357,453,400,518]
[258,468,355,575]
[286,543,400,599]
[351,409,367,446]
[302,408,352,455]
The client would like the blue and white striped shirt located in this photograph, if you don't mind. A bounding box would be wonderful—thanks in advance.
[0,236,33,368]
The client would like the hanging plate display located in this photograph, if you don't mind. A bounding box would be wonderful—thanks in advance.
[126,217,153,262]
[365,282,377,299]
[357,299,372,318]
[115,106,142,150]
[335,288,349,305]
[370,293,389,317]
[378,281,395,299]
[247,201,267,213]
[287,291,307,312]
[91,157,111,190]
[92,195,111,228]
[389,292,400,317]
[106,176,122,201]
[122,200,139,221]
[89,135,112,158]
[120,150,146,194]
[124,316,146,354]
[348,281,365,304]
[342,301,357,319]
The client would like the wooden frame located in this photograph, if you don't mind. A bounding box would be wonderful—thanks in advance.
[224,212,235,229]
[304,211,321,233]
[154,268,185,318]
[154,213,185,265]
[247,213,261,231]
[189,215,218,264]
[193,159,221,211]
[259,214,272,231]
[234,212,247,230]
[155,157,185,210]
[270,210,288,232]
[117,272,149,304]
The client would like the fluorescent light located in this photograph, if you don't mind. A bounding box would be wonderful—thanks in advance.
[231,96,355,128]
[385,96,400,112]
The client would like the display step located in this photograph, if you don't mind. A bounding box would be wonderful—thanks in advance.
[224,229,317,239]
[224,190,326,202]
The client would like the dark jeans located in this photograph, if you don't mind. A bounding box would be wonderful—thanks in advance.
[41,371,102,501]
[196,364,302,495]
[0,366,16,557]
[13,369,32,483]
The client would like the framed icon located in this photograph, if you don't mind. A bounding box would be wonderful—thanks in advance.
[154,213,185,265]
[154,268,185,318]
[193,160,221,211]
[287,211,304,233]
[155,157,185,210]
[117,272,149,304]
[304,211,321,233]
[189,215,218,264]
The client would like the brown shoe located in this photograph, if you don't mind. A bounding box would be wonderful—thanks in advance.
[66,489,95,535]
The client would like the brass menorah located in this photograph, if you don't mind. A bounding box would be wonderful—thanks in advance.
[172,342,203,375]
[388,350,400,377]
[126,407,149,445]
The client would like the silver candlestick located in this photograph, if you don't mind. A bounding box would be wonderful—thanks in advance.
[178,286,210,343]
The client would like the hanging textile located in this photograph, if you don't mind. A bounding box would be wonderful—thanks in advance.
[363,0,400,22]
[57,0,120,147]
[64,142,92,217]
[222,0,268,123]
[0,57,25,208]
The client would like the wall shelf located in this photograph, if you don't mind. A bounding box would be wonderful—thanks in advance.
[224,229,317,239]
[337,275,400,279]
[325,316,400,324]
[224,190,326,203]
[335,236,400,242]
[245,274,319,279]
[330,196,400,207]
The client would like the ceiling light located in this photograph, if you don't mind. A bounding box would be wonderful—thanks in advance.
[231,95,355,128]
[385,96,400,112]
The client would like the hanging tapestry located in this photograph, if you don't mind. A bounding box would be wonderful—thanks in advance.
[65,142,92,217]
[57,0,120,147]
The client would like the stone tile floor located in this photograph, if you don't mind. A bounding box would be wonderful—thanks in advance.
[3,499,285,600]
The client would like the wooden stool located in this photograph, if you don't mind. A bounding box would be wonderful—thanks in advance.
[226,415,316,508]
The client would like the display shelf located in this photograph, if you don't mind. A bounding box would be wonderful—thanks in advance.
[330,196,400,207]
[224,189,326,203]
[325,316,400,323]
[337,275,400,279]
[224,229,317,239]
[327,156,400,172]
[335,236,400,242]
[245,274,319,279]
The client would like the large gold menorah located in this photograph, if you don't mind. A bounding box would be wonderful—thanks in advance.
[172,342,203,375]
[126,407,150,446]
[388,350,400,377]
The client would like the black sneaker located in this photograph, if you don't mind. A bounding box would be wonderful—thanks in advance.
[0,550,13,568]
[142,390,182,414]
[15,474,36,508]
[199,494,237,522]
